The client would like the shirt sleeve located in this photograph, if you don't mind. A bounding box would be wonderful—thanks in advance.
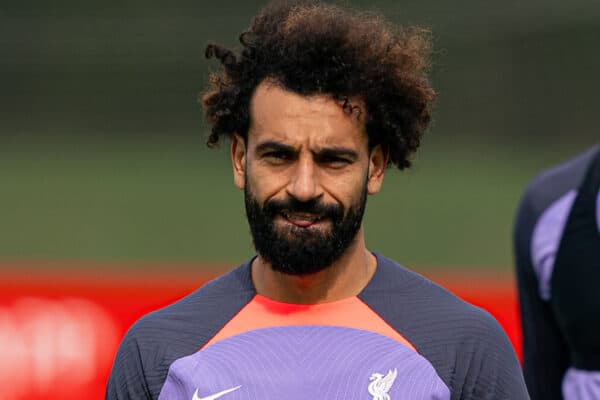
[514,190,569,400]
[105,330,153,400]
[458,307,531,400]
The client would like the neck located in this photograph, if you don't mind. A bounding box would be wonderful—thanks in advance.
[251,228,377,304]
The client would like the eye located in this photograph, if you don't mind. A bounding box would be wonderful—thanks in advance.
[319,155,352,168]
[264,151,290,159]
[262,150,295,164]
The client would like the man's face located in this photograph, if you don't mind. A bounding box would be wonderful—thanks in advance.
[231,81,386,275]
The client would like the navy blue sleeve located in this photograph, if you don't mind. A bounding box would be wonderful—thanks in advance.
[106,324,154,400]
[105,264,256,400]
[514,186,569,400]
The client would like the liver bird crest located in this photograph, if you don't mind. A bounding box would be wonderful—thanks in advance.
[368,368,398,400]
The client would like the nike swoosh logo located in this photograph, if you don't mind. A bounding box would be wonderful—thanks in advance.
[191,385,242,400]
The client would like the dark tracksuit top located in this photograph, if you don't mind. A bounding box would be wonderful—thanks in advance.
[514,145,600,399]
[107,253,528,400]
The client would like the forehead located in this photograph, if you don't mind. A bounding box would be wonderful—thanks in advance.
[248,81,368,149]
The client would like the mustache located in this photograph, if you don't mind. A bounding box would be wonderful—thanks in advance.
[263,196,344,220]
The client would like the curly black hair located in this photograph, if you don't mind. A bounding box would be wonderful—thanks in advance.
[202,0,435,169]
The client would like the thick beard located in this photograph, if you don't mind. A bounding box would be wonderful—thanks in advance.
[244,181,367,276]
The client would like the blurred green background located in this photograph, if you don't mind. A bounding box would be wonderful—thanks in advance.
[1,0,599,272]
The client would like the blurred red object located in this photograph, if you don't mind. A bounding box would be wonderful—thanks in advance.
[0,264,215,400]
[0,264,520,400]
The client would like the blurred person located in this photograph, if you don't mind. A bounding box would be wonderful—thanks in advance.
[514,144,600,399]
[107,1,528,399]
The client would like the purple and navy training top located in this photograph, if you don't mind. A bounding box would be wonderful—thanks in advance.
[106,253,527,399]
[514,144,600,400]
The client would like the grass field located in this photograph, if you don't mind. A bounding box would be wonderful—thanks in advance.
[2,0,599,274]
[1,133,590,273]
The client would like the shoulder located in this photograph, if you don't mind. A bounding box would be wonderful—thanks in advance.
[107,262,255,399]
[361,254,507,344]
[517,145,599,223]
[361,254,527,398]
[125,262,255,348]
[513,146,600,294]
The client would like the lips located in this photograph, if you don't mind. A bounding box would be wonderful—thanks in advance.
[280,211,324,227]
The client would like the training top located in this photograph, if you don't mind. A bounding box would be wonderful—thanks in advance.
[106,253,528,400]
[514,145,600,400]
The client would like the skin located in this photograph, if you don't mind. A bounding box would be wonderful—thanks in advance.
[231,80,387,304]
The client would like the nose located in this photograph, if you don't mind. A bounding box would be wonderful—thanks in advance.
[287,156,321,202]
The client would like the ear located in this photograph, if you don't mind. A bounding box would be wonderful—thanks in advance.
[367,145,387,195]
[231,134,247,190]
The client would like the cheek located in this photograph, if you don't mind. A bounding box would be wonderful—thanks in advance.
[325,181,364,212]
[247,165,288,201]
[322,170,368,208]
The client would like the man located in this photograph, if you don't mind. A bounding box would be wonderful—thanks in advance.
[107,1,528,399]
[514,144,600,399]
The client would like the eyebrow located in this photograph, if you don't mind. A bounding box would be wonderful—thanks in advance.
[254,140,296,155]
[315,147,359,161]
[254,140,359,161]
